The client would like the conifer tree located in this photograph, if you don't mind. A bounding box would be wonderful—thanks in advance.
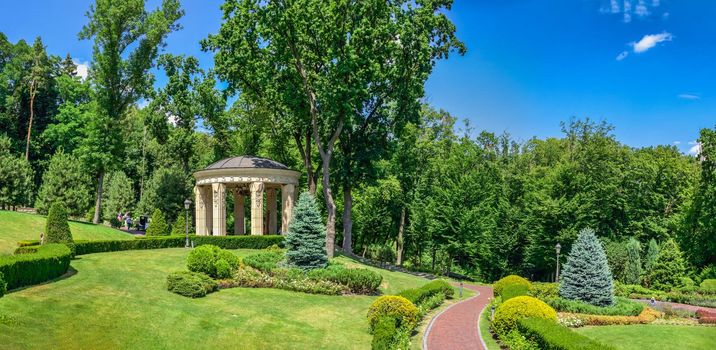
[45,202,74,245]
[559,228,614,306]
[649,239,687,291]
[285,192,328,270]
[171,212,187,236]
[642,239,660,287]
[624,238,642,285]
[146,209,169,236]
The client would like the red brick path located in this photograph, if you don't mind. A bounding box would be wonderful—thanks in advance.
[424,284,494,350]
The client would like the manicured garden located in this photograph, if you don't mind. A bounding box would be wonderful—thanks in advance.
[0,210,133,255]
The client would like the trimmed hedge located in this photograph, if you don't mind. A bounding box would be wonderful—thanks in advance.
[544,296,644,316]
[367,296,419,332]
[0,271,6,297]
[166,271,218,298]
[397,279,454,305]
[503,284,530,301]
[307,265,383,294]
[493,296,557,336]
[0,244,71,290]
[17,240,40,247]
[494,275,532,297]
[517,318,614,350]
[74,235,284,255]
[371,316,410,350]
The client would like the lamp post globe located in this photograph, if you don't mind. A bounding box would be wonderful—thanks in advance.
[183,199,192,248]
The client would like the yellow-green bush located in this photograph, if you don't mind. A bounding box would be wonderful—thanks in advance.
[493,296,557,335]
[366,296,419,332]
[494,275,532,296]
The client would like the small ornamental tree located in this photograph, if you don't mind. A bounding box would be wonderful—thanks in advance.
[558,228,614,307]
[171,213,187,236]
[649,239,687,291]
[45,202,74,245]
[285,192,328,270]
[624,238,642,285]
[146,209,169,236]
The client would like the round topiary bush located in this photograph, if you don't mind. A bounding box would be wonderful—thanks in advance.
[494,275,532,297]
[367,296,419,332]
[187,245,221,276]
[492,296,557,336]
[215,259,232,279]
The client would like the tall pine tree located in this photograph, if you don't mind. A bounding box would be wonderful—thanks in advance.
[643,238,660,287]
[559,228,614,306]
[649,239,687,291]
[285,192,328,270]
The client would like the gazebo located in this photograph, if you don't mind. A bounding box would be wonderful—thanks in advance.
[192,156,301,236]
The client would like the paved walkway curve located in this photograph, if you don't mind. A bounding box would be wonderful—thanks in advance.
[424,284,494,350]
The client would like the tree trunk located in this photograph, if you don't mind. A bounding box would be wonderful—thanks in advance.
[93,171,105,224]
[396,207,405,265]
[295,131,318,195]
[321,155,337,258]
[342,185,353,254]
[25,85,36,161]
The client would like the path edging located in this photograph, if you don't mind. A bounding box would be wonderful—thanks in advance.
[422,289,486,350]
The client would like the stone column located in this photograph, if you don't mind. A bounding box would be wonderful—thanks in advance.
[233,190,245,235]
[195,185,212,236]
[266,188,277,235]
[281,184,296,234]
[250,182,264,235]
[212,183,226,236]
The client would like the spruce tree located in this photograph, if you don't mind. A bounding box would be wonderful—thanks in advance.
[559,228,614,307]
[146,209,169,236]
[285,192,328,270]
[45,202,74,245]
[624,238,642,285]
[649,239,686,291]
[171,213,187,236]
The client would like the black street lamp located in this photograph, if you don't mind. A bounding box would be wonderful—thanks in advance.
[184,199,192,248]
[555,242,562,282]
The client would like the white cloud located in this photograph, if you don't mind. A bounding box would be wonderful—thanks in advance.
[623,0,632,22]
[616,51,629,61]
[635,0,649,17]
[632,32,673,53]
[73,60,89,80]
[678,93,700,100]
[688,142,701,156]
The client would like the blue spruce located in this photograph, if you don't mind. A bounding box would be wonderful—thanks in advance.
[559,228,614,306]
[285,192,328,270]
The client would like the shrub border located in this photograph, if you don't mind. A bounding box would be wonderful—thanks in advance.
[0,244,71,290]
[74,235,284,255]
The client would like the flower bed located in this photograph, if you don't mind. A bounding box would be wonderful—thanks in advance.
[560,307,662,326]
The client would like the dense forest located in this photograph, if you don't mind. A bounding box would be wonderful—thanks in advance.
[0,0,713,284]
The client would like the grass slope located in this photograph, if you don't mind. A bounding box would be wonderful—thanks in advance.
[575,325,716,350]
[0,248,428,349]
[0,210,133,255]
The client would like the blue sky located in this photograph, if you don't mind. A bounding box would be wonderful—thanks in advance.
[1,0,713,154]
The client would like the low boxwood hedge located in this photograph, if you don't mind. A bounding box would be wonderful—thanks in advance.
[74,235,284,255]
[397,280,454,305]
[0,244,72,290]
[517,318,615,350]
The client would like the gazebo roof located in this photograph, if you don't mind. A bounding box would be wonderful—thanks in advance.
[205,156,289,170]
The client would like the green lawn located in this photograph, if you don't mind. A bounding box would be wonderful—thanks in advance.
[479,302,501,350]
[575,324,716,350]
[0,210,133,255]
[0,248,428,349]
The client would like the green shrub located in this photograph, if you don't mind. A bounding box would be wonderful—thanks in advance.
[307,265,383,294]
[649,239,687,291]
[45,203,74,255]
[398,280,454,305]
[0,244,71,290]
[227,267,344,295]
[109,217,122,228]
[544,297,643,316]
[171,213,187,236]
[73,235,284,255]
[417,292,446,316]
[215,259,232,279]
[243,251,285,272]
[700,279,716,291]
[530,282,559,300]
[371,316,411,350]
[146,209,169,236]
[0,271,6,298]
[517,318,615,350]
[17,240,40,247]
[494,275,532,296]
[559,228,614,307]
[500,329,539,350]
[503,284,530,301]
[367,296,419,332]
[186,244,238,278]
[14,245,41,254]
[166,271,218,298]
[493,296,557,336]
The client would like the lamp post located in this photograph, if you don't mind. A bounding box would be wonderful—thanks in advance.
[184,199,192,248]
[555,242,561,282]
